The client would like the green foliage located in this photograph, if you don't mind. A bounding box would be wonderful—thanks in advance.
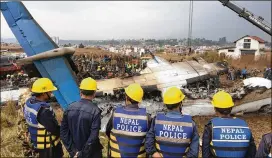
[78,43,85,48]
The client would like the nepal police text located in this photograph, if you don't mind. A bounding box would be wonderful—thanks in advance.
[220,128,247,140]
[160,125,187,139]
[116,118,142,132]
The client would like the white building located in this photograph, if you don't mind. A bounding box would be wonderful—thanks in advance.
[218,35,265,59]
[218,46,236,57]
[109,47,116,53]
[133,47,138,53]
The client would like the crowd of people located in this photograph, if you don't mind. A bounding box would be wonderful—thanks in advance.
[5,71,30,88]
[227,66,272,81]
[19,77,271,158]
[72,54,142,81]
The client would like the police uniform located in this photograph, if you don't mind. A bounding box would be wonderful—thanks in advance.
[106,105,151,158]
[210,117,252,157]
[202,117,256,158]
[256,133,272,158]
[106,83,147,158]
[145,86,199,157]
[17,90,38,157]
[24,96,63,158]
[145,111,199,157]
[202,91,256,158]
[60,77,103,158]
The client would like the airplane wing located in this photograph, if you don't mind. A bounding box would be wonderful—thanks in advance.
[0,2,80,109]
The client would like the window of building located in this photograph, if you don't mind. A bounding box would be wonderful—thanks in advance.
[243,43,251,49]
[244,39,251,42]
[228,49,234,52]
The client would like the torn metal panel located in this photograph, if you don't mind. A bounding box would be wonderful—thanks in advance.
[243,77,271,89]
[96,56,227,95]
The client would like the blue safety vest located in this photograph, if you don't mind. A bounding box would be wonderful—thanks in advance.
[23,97,60,149]
[110,106,148,158]
[211,117,251,158]
[154,112,193,157]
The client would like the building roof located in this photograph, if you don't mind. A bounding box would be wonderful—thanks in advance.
[233,35,266,43]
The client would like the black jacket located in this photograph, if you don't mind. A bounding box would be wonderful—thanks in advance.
[256,133,272,158]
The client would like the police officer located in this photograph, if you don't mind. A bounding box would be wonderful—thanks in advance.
[202,91,256,158]
[256,132,272,158]
[60,77,103,158]
[23,78,63,158]
[105,83,151,158]
[145,87,199,158]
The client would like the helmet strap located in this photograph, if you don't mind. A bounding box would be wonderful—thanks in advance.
[46,92,51,101]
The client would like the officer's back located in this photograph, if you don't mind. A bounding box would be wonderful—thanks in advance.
[61,77,102,158]
[66,99,100,150]
[202,91,256,158]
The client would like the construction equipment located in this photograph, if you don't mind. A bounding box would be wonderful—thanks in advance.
[187,0,193,54]
[218,0,271,36]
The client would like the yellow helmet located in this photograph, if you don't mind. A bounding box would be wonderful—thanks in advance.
[79,77,97,91]
[212,91,234,108]
[163,87,185,105]
[31,78,57,93]
[125,83,144,102]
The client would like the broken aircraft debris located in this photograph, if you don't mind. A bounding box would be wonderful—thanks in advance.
[96,56,227,99]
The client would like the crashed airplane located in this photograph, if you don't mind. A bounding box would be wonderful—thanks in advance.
[96,55,226,98]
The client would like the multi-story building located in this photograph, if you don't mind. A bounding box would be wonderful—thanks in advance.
[218,35,265,59]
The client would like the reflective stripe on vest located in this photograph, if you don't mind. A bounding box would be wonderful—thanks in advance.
[211,117,251,158]
[24,97,60,149]
[110,106,148,158]
[154,113,193,157]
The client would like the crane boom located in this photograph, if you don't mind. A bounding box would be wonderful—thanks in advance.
[219,0,272,36]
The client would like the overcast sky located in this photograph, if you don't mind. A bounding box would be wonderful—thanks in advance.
[1,1,271,42]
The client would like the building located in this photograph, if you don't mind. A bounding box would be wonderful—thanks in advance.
[109,47,116,53]
[218,46,236,57]
[218,35,266,59]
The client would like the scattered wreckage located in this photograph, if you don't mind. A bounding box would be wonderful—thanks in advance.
[95,55,226,99]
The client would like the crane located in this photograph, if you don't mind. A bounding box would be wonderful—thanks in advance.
[187,0,193,54]
[218,0,272,36]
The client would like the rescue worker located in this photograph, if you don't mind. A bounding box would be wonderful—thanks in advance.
[97,66,101,72]
[145,87,199,158]
[105,83,151,158]
[241,67,247,79]
[256,132,272,158]
[6,74,10,80]
[127,63,132,74]
[60,77,103,158]
[101,67,108,78]
[17,86,38,157]
[202,91,256,158]
[23,78,63,158]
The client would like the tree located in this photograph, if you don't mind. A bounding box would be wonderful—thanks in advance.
[78,43,85,48]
